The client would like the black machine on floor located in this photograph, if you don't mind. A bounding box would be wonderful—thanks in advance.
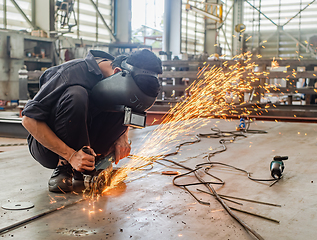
[270,156,288,179]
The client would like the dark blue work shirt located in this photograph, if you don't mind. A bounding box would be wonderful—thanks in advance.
[22,50,114,121]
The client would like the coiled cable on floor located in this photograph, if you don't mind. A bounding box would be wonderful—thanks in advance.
[149,122,275,240]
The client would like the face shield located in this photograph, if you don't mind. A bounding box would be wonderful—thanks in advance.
[91,60,159,128]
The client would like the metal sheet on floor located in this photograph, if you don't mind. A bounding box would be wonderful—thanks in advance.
[0,119,316,240]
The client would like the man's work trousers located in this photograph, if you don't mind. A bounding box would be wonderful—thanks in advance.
[27,85,127,169]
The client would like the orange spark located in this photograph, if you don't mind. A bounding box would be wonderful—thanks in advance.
[89,52,266,197]
[151,118,159,125]
[48,194,57,204]
[245,36,252,42]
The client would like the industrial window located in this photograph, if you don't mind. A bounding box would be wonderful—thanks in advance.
[0,0,32,31]
[60,0,113,43]
[181,0,234,58]
[181,1,205,56]
[0,0,113,43]
[218,0,234,58]
[244,0,317,59]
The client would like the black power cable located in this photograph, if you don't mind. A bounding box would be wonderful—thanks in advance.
[145,120,277,240]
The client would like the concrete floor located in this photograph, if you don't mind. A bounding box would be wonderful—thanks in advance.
[0,119,317,240]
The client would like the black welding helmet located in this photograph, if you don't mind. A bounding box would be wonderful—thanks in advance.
[91,60,159,113]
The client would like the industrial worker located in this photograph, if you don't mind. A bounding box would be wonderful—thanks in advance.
[21,49,162,193]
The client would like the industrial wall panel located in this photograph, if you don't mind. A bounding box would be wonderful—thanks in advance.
[0,58,23,100]
[244,0,317,59]
[218,0,233,58]
[62,0,113,43]
[8,34,24,59]
[181,1,205,56]
[0,0,32,30]
[0,0,113,43]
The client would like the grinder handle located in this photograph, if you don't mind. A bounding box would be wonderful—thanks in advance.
[82,146,115,175]
[82,146,93,155]
[273,156,288,161]
[81,146,96,175]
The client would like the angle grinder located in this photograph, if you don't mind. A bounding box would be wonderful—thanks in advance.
[73,147,115,194]
[270,155,288,179]
[236,117,246,131]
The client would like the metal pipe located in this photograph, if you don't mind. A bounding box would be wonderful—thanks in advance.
[186,7,188,53]
[184,186,210,206]
[230,207,280,224]
[298,0,302,57]
[258,0,261,54]
[194,173,265,240]
[0,198,85,235]
[77,0,80,38]
[3,0,7,29]
[9,0,40,30]
[96,0,98,42]
[197,188,281,207]
[194,2,197,54]
[88,0,117,41]
[163,0,171,58]
[277,0,281,57]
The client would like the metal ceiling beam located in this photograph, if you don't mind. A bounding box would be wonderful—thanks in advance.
[9,0,40,30]
[282,0,316,27]
[244,0,277,27]
[186,4,222,23]
[88,0,117,42]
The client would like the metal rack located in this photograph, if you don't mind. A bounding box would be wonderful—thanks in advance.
[151,58,317,120]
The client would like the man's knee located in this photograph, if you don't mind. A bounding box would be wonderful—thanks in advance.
[28,135,59,169]
[53,85,89,122]
[62,86,89,112]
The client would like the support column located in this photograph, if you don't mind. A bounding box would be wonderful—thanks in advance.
[163,0,181,59]
[205,0,219,56]
[49,0,55,35]
[115,0,131,43]
[34,0,51,33]
[232,0,244,56]
[3,0,7,28]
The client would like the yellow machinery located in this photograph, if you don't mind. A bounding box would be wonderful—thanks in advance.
[186,0,223,23]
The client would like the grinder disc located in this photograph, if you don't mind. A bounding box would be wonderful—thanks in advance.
[2,202,34,210]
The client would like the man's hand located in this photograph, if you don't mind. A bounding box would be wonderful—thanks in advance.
[69,146,96,172]
[22,116,96,172]
[113,130,131,164]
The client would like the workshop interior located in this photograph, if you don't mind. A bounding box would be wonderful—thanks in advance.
[1,0,317,239]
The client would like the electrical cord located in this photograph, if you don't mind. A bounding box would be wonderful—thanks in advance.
[117,120,276,240]
[137,121,276,240]
[0,120,274,239]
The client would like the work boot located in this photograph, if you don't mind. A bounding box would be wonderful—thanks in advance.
[72,170,86,193]
[48,162,73,193]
